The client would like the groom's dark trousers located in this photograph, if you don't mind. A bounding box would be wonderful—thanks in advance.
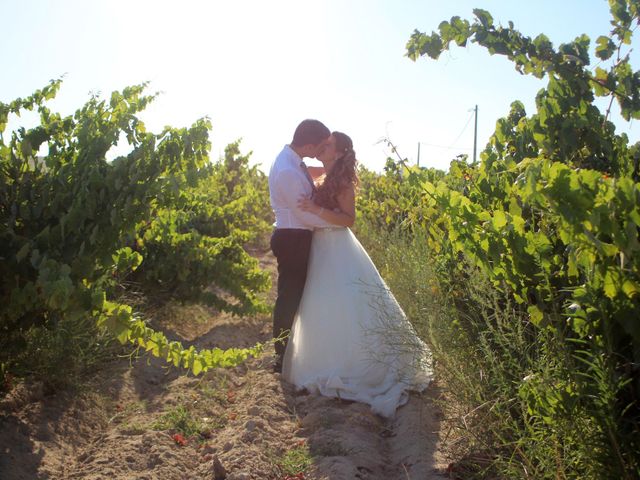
[270,228,313,361]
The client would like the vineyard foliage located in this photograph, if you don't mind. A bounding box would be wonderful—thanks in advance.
[2,0,640,476]
[357,0,640,476]
[132,139,272,313]
[0,82,270,383]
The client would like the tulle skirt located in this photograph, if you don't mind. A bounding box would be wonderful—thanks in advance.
[282,227,432,417]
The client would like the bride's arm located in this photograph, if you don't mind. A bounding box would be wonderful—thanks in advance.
[298,187,356,227]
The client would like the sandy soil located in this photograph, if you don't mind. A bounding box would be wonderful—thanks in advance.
[0,249,450,480]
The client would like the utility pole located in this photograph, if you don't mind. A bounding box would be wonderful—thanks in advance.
[473,105,478,163]
[417,142,420,167]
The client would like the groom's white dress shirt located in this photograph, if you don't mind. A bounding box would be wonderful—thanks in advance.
[269,145,333,230]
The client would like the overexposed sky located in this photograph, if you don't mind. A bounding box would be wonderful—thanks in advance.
[2,0,637,172]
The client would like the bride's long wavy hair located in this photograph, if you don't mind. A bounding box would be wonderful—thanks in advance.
[314,131,359,210]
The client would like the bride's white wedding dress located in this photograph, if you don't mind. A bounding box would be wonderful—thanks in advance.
[282,226,432,418]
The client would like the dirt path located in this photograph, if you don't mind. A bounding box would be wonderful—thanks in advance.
[0,250,449,480]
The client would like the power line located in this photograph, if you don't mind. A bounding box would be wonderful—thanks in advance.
[417,142,472,151]
[447,109,475,150]
[473,105,478,163]
[418,108,476,153]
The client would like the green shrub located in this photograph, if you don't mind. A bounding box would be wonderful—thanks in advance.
[0,82,269,390]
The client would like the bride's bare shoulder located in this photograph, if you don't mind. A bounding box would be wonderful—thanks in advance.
[307,166,326,180]
[313,173,327,189]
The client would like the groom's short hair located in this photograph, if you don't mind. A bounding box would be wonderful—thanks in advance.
[291,119,330,147]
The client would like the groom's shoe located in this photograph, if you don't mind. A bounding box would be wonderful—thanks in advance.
[272,357,283,374]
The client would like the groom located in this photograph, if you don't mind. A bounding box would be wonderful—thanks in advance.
[268,119,334,373]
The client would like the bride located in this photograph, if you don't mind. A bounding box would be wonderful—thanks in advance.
[281,131,432,418]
